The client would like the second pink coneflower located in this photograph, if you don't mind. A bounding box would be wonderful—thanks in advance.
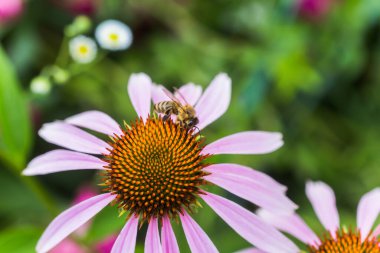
[243,181,380,253]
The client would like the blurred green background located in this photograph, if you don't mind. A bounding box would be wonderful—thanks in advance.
[1,0,380,252]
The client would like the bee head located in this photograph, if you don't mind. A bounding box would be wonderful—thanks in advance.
[186,117,199,128]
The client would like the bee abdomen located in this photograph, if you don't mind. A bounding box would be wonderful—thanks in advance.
[154,101,176,114]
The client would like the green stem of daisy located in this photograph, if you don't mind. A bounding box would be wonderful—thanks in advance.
[56,36,70,67]
[69,51,108,77]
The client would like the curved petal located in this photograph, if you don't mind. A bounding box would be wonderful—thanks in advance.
[175,83,202,106]
[195,73,231,130]
[145,218,162,253]
[201,192,299,253]
[111,216,139,253]
[161,216,179,253]
[257,209,320,247]
[204,165,296,214]
[38,122,111,154]
[205,164,286,192]
[305,181,339,237]
[36,193,115,253]
[23,149,107,175]
[180,211,219,253]
[65,110,122,136]
[357,188,380,241]
[202,131,283,155]
[207,163,285,192]
[127,73,152,121]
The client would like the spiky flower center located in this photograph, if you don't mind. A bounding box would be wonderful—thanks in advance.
[309,230,380,253]
[103,117,208,221]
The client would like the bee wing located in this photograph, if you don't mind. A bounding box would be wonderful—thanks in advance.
[173,87,190,105]
[162,87,183,107]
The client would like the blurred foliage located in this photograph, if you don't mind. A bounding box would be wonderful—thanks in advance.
[1,0,380,252]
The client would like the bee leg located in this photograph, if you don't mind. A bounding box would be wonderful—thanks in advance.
[163,113,170,122]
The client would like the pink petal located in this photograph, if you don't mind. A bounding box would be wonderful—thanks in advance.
[205,163,286,192]
[195,73,231,130]
[161,216,179,253]
[72,185,98,237]
[151,84,168,104]
[111,216,139,253]
[202,131,283,155]
[175,83,202,106]
[201,192,299,253]
[22,149,106,175]
[257,209,320,247]
[235,249,267,253]
[36,193,115,253]
[145,217,162,253]
[204,164,296,214]
[65,110,122,136]
[127,73,152,120]
[50,238,85,253]
[356,188,380,241]
[305,181,340,236]
[180,211,219,253]
[38,122,111,155]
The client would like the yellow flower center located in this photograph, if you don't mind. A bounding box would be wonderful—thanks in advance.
[78,45,89,55]
[309,230,380,253]
[102,117,209,222]
[109,33,119,42]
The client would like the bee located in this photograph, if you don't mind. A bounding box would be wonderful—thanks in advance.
[154,88,199,130]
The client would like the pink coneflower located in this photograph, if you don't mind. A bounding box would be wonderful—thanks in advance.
[244,181,380,253]
[23,73,298,253]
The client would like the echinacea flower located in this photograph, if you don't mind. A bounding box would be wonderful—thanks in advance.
[69,35,97,63]
[95,20,132,51]
[23,73,298,253]
[244,181,380,253]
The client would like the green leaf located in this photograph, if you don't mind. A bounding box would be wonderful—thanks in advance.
[0,227,42,253]
[0,46,32,170]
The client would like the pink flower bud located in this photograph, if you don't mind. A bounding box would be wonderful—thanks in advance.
[52,0,100,16]
[0,0,23,23]
[297,0,333,21]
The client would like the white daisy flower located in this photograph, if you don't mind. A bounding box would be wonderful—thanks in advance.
[95,20,133,51]
[69,35,97,64]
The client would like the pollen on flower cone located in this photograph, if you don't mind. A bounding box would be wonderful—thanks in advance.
[102,117,209,222]
[309,230,380,253]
